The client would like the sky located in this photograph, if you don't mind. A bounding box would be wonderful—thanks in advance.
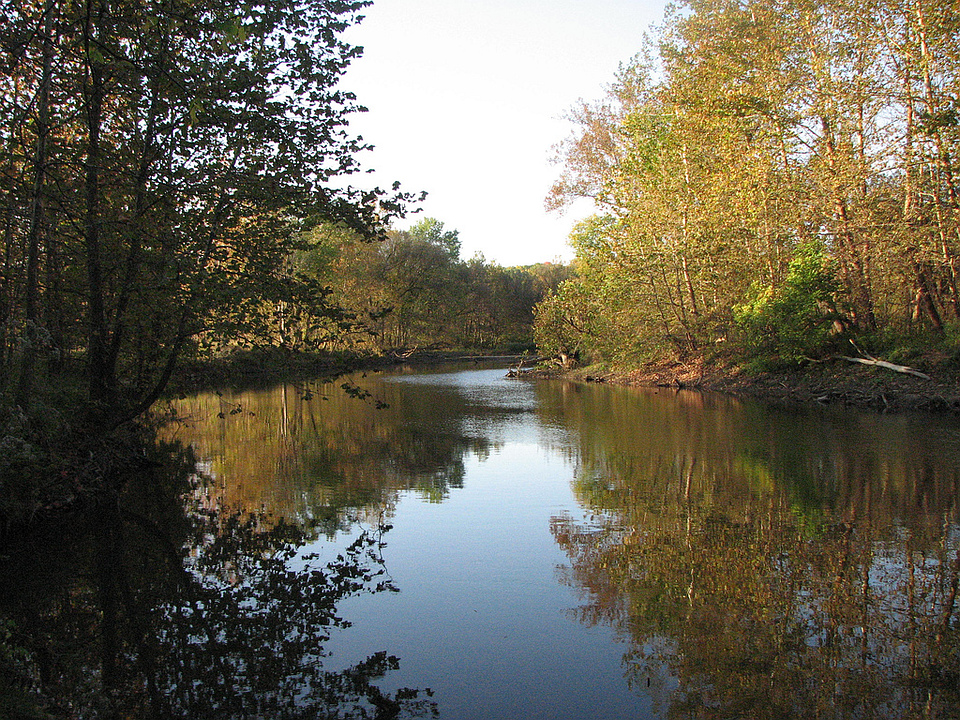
[339,0,670,267]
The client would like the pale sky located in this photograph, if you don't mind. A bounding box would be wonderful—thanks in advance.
[340,0,670,267]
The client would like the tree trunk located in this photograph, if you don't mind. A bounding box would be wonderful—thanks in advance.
[912,262,945,335]
[821,117,877,331]
[14,0,56,408]
[1,112,22,389]
[107,34,165,380]
[83,12,111,407]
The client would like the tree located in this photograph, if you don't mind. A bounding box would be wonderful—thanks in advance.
[461,258,542,351]
[0,0,413,423]
[408,217,461,260]
[303,218,549,353]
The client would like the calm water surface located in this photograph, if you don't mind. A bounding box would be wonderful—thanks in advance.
[165,365,960,719]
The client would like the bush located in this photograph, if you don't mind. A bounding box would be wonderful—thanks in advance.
[533,280,594,361]
[733,243,845,365]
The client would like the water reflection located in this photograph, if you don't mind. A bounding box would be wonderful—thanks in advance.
[162,368,960,718]
[0,435,436,718]
[546,384,960,718]
[166,366,531,531]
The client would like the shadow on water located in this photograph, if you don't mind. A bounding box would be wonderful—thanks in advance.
[0,428,436,719]
[543,383,960,719]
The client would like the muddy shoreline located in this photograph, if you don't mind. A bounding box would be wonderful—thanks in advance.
[538,356,960,414]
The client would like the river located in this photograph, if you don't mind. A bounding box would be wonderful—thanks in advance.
[163,363,960,719]
[3,363,959,718]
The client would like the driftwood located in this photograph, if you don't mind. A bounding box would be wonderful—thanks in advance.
[389,346,419,360]
[506,355,545,377]
[839,355,932,380]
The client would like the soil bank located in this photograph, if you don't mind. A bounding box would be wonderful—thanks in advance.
[556,355,960,415]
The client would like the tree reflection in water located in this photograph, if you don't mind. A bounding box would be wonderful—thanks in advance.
[167,378,498,530]
[547,385,960,719]
[0,436,436,719]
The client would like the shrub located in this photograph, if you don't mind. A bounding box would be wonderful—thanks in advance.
[733,243,845,365]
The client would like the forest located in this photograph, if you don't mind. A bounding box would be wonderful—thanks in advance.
[0,0,399,423]
[536,0,960,371]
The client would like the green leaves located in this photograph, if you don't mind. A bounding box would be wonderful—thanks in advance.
[733,243,845,365]
[300,218,548,354]
[542,0,960,366]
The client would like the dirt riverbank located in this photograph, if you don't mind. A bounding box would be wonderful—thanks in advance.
[550,355,960,414]
[174,348,960,414]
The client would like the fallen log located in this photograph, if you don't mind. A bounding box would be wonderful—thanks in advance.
[838,355,932,380]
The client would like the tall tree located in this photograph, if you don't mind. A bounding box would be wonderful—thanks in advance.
[0,0,412,422]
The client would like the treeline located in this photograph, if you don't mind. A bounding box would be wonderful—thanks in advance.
[536,0,960,368]
[293,218,570,354]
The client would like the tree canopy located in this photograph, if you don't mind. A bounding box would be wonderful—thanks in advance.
[297,217,569,354]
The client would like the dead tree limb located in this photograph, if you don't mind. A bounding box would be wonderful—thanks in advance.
[838,355,932,380]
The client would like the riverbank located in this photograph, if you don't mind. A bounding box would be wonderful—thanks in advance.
[553,354,960,414]
[172,347,960,414]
